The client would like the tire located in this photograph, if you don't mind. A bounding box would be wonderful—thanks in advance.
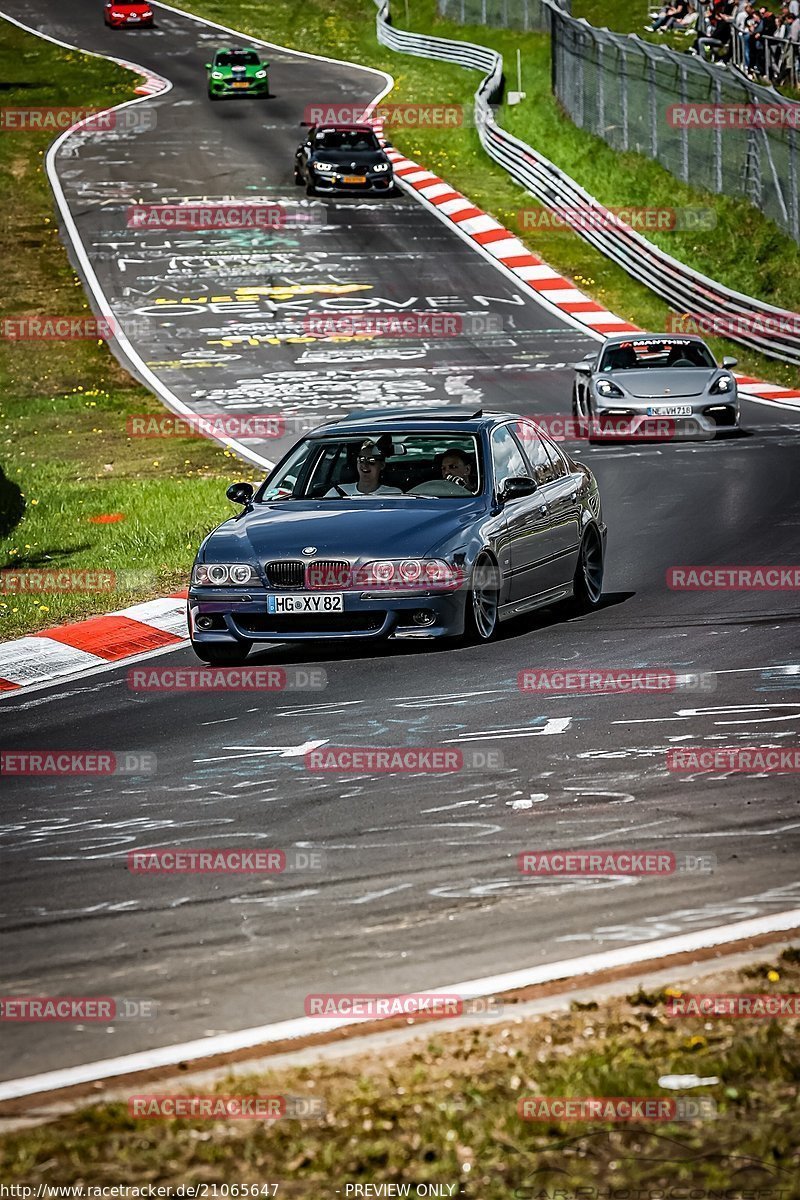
[463,553,500,643]
[571,385,588,437]
[191,640,252,665]
[294,169,303,185]
[305,180,316,196]
[569,527,604,614]
[208,90,220,101]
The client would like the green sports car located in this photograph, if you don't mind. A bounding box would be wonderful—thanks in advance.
[205,48,270,100]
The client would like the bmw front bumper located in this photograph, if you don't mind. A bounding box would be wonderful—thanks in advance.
[188,587,466,644]
[310,171,393,195]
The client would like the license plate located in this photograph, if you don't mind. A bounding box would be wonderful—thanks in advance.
[232,81,249,88]
[267,593,344,614]
[343,174,366,184]
[646,404,692,417]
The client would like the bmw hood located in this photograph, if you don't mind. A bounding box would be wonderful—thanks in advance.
[604,369,715,399]
[203,500,482,563]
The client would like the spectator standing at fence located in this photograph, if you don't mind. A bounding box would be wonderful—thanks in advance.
[735,1,754,33]
[742,4,774,74]
[754,5,777,73]
[771,9,800,78]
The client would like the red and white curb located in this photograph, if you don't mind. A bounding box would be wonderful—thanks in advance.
[0,593,189,695]
[376,130,800,412]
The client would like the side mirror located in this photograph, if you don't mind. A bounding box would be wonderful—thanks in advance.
[573,361,593,374]
[300,120,312,127]
[500,476,537,503]
[204,63,212,70]
[722,356,738,368]
[226,482,254,506]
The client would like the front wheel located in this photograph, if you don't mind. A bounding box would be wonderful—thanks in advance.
[463,553,500,643]
[305,180,316,196]
[569,528,604,614]
[191,640,252,665]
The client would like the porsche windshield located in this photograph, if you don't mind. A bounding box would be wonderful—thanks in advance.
[599,339,716,371]
[259,434,482,501]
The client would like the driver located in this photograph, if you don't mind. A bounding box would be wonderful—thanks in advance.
[440,449,475,491]
[326,440,402,498]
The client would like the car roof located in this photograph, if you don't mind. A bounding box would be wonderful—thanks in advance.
[308,407,516,436]
[601,332,708,346]
[312,123,376,133]
[215,46,259,54]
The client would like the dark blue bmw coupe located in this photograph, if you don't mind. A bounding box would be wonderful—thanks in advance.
[187,407,607,663]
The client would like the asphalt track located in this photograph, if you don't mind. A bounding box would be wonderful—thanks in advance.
[1,0,800,1084]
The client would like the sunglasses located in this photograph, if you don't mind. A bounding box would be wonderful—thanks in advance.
[357,455,382,466]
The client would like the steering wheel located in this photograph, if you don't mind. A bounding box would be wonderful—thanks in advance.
[408,479,470,497]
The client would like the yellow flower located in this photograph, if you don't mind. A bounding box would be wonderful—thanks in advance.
[768,970,780,982]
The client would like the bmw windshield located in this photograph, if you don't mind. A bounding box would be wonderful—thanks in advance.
[258,434,483,501]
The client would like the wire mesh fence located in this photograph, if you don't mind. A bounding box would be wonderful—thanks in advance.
[437,0,800,242]
[436,0,568,32]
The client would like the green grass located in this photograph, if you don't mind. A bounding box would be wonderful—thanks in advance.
[2,949,798,1192]
[0,22,259,641]
[181,0,800,388]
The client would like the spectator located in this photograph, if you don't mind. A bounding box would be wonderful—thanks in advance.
[652,0,691,31]
[691,4,733,56]
[735,1,754,33]
[741,4,774,74]
[675,0,700,31]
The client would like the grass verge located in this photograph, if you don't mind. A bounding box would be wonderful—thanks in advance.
[0,21,258,643]
[2,948,798,1192]
[186,0,800,388]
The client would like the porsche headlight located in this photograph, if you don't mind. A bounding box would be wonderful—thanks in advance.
[313,161,335,172]
[710,374,734,394]
[212,71,224,79]
[595,379,625,399]
[373,162,390,172]
[192,563,259,586]
[255,70,267,78]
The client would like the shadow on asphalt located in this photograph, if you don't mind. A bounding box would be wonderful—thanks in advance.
[244,590,636,667]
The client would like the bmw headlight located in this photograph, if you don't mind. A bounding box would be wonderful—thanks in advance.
[595,379,625,399]
[255,70,267,78]
[192,563,259,586]
[373,162,390,173]
[313,161,335,173]
[710,374,734,394]
[212,71,224,79]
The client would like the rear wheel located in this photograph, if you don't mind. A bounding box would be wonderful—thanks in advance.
[464,553,500,643]
[191,640,252,665]
[569,527,604,614]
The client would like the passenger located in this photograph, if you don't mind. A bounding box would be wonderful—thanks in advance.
[440,449,476,491]
[326,440,402,497]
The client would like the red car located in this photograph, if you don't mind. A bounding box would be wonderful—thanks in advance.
[104,1,154,27]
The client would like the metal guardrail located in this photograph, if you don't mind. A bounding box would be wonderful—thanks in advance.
[375,0,800,365]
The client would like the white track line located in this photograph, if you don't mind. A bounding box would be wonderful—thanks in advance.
[1,909,798,1102]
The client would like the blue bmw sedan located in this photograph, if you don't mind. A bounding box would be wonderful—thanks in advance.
[188,407,607,663]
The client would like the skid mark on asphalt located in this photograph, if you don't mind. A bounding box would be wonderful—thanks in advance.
[555,882,800,944]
